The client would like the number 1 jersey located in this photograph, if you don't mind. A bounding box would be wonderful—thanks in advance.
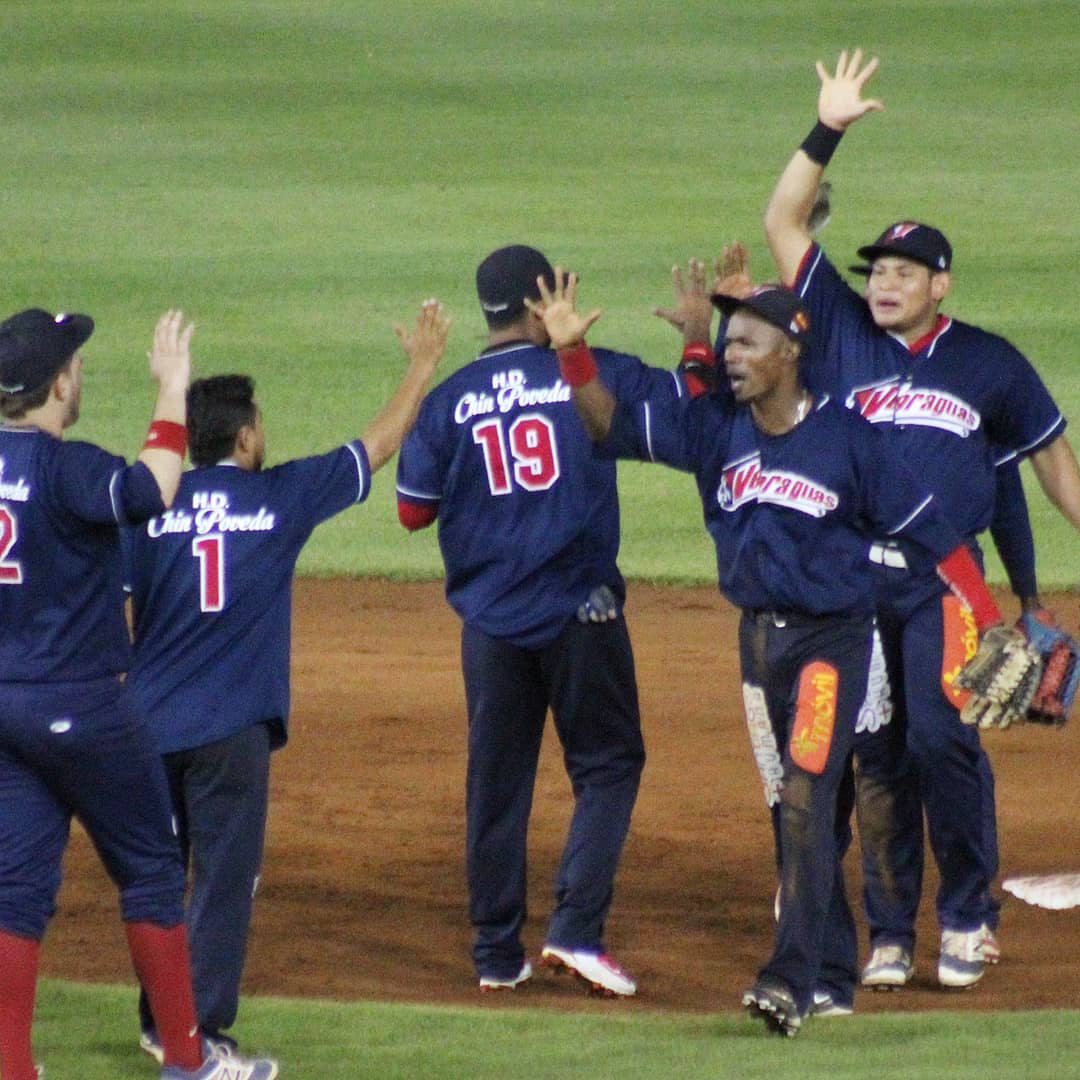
[124,444,369,752]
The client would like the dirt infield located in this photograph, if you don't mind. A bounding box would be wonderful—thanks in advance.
[44,579,1079,1017]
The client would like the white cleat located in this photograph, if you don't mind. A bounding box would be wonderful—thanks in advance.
[540,944,637,997]
[938,928,986,989]
[479,960,533,992]
[861,944,915,990]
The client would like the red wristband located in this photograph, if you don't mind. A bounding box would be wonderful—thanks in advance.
[937,544,1002,633]
[557,343,599,388]
[682,341,715,366]
[143,420,188,456]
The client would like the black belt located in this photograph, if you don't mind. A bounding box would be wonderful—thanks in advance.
[744,608,863,629]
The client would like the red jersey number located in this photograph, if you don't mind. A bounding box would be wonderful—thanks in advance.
[0,506,24,584]
[472,414,560,495]
[192,534,225,612]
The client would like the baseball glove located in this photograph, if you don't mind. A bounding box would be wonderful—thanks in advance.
[1017,611,1079,725]
[956,625,1043,729]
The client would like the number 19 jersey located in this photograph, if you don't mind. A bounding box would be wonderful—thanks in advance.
[396,342,680,648]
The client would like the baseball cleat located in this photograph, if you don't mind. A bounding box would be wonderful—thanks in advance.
[160,1048,279,1080]
[742,976,804,1037]
[977,923,1001,964]
[810,990,854,1017]
[540,944,637,997]
[860,944,914,990]
[478,959,533,992]
[140,1029,165,1064]
[938,928,987,988]
[142,1031,240,1067]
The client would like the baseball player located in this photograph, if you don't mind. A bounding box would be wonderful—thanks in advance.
[763,49,1080,989]
[532,269,1012,1035]
[124,301,449,1062]
[711,241,1046,980]
[395,245,681,997]
[0,308,276,1080]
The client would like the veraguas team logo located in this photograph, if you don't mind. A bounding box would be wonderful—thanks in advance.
[717,452,839,518]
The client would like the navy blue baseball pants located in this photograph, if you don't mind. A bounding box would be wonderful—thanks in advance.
[461,615,644,980]
[139,722,271,1039]
[738,610,872,1015]
[0,678,185,938]
[856,567,1000,947]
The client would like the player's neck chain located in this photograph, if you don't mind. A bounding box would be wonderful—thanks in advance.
[794,391,812,426]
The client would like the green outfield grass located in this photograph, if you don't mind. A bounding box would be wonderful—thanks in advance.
[5,3,1078,1076]
[33,979,1076,1079]
[1,0,1075,585]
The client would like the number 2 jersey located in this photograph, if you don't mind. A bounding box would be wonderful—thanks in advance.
[395,341,681,648]
[0,426,165,682]
[123,444,370,752]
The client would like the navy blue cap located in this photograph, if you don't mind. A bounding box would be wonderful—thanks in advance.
[851,221,952,276]
[0,308,94,394]
[476,245,556,324]
[712,284,811,343]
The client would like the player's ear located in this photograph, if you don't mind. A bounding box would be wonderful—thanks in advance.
[51,366,72,404]
[930,270,951,303]
[234,423,253,456]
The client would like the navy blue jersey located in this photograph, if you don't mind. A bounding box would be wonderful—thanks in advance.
[124,443,369,752]
[608,393,960,615]
[396,341,681,647]
[0,427,164,682]
[793,244,1065,538]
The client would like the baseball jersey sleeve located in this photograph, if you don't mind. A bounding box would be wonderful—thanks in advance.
[604,389,716,475]
[976,333,1066,462]
[396,406,443,513]
[53,440,165,525]
[263,440,370,544]
[790,243,869,395]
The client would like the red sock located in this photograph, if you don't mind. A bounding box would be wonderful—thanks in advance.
[125,922,202,1070]
[0,929,40,1080]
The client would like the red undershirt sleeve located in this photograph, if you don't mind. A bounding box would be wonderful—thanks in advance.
[398,499,438,531]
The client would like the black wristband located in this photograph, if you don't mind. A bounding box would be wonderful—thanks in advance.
[800,121,843,166]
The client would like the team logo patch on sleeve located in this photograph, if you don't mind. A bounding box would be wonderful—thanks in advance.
[790,661,838,774]
[940,594,979,707]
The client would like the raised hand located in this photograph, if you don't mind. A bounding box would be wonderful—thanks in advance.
[526,267,602,348]
[394,298,451,373]
[713,242,753,300]
[815,48,884,131]
[654,257,715,342]
[148,310,194,392]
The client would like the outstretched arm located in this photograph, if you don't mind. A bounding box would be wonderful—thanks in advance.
[362,299,450,472]
[764,49,883,284]
[525,268,615,442]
